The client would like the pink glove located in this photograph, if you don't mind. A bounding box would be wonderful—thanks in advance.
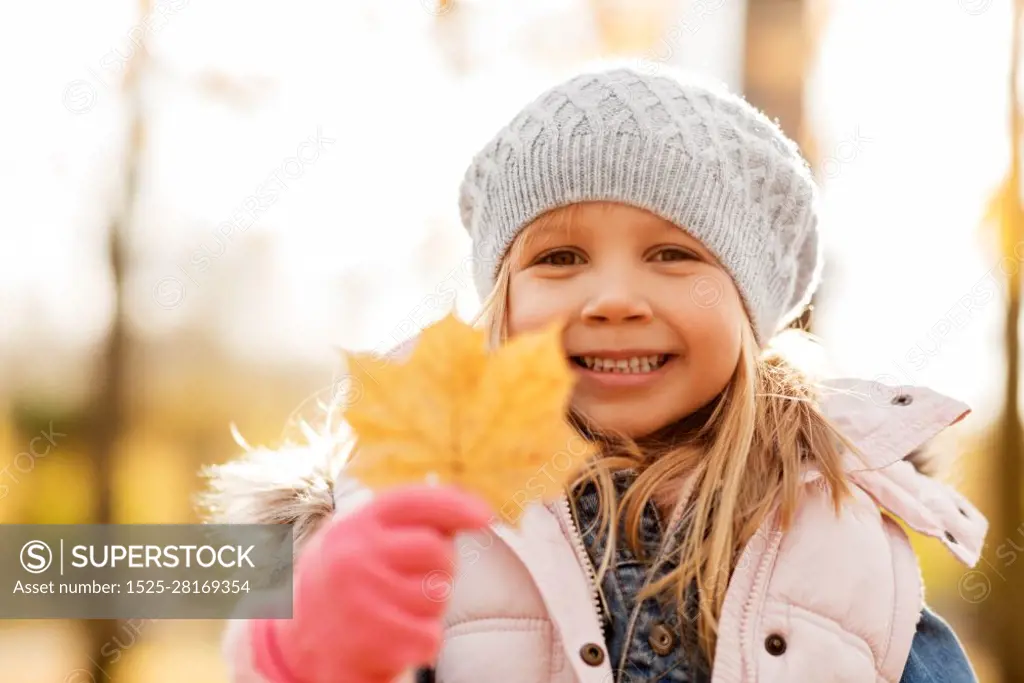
[251,485,492,683]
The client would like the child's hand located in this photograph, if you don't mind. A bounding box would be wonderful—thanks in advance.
[252,484,493,683]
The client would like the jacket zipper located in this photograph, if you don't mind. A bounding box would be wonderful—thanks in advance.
[555,495,607,641]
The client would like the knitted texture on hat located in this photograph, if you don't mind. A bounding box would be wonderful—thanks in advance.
[457,66,823,345]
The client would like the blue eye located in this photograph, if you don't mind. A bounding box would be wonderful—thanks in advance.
[536,250,585,266]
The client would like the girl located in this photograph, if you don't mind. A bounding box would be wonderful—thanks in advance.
[200,66,989,683]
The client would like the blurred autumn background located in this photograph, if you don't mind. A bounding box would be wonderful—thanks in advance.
[0,0,1020,680]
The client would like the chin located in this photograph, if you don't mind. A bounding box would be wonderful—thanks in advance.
[576,407,674,441]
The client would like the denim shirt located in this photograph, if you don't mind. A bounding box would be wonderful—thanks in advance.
[572,473,710,682]
[569,474,979,683]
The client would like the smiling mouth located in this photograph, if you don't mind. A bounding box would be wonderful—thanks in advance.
[569,354,676,374]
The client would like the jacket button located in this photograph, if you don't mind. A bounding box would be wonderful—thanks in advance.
[580,643,605,666]
[648,623,677,655]
[945,531,958,544]
[764,634,787,656]
[891,393,913,406]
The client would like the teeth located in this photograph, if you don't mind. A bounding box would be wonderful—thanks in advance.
[580,355,667,373]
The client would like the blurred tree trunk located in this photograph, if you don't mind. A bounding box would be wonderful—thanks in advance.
[992,1,1024,680]
[588,0,676,55]
[743,0,819,333]
[86,0,151,678]
[743,0,806,137]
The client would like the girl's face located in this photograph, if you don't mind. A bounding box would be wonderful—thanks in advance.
[507,202,747,439]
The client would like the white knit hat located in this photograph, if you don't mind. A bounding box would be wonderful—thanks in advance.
[458,65,822,345]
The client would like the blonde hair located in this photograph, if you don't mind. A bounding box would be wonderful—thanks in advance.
[473,226,858,668]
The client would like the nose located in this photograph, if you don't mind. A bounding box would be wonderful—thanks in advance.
[581,280,653,324]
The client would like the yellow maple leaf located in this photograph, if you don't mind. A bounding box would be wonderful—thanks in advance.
[342,313,595,526]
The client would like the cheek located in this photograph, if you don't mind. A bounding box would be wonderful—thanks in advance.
[675,276,744,361]
[507,276,575,336]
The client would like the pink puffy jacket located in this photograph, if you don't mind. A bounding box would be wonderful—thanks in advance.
[221,378,988,683]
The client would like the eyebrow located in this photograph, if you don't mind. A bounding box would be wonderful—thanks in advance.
[515,215,575,256]
[527,211,577,239]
